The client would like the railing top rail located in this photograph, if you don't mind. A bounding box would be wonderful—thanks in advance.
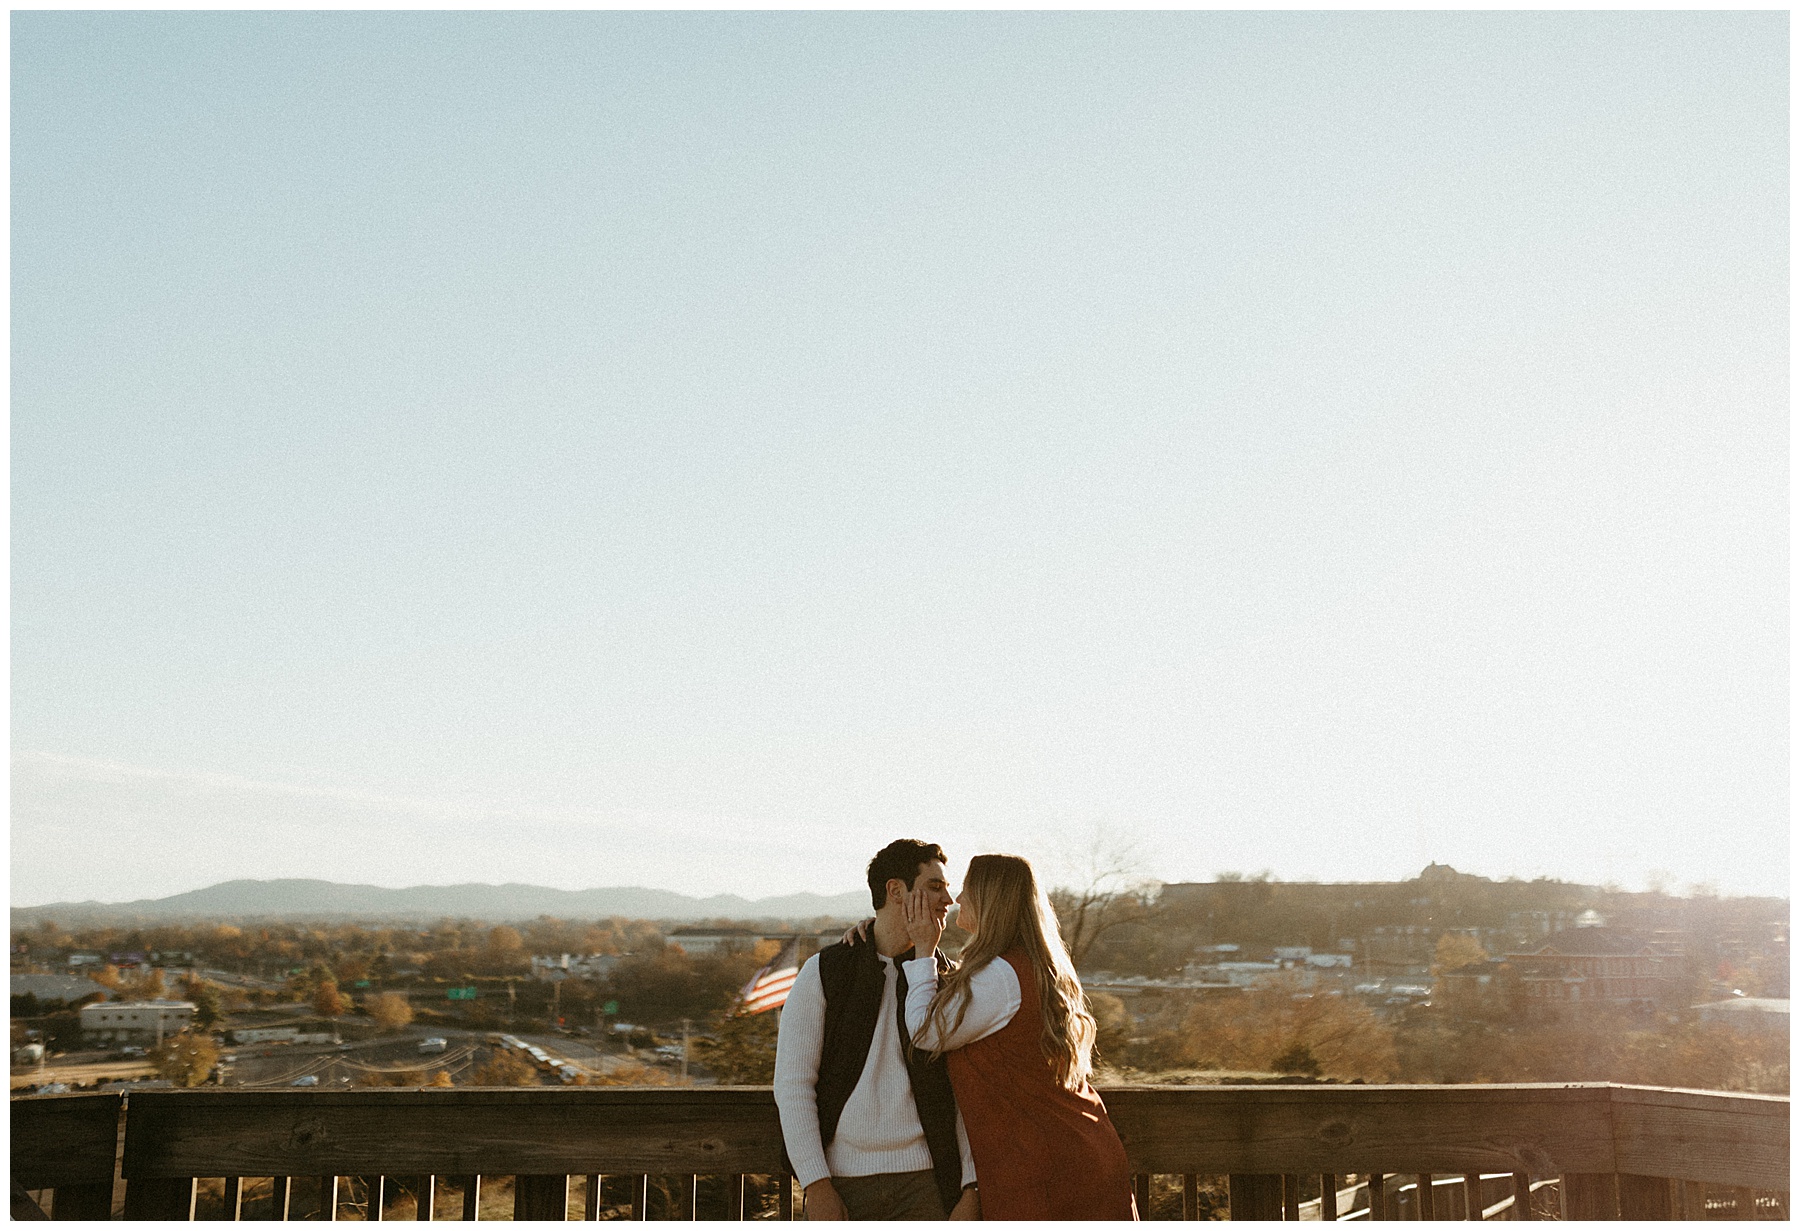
[94,1081,1787,1191]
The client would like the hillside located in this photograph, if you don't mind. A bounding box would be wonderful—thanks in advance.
[10,879,871,925]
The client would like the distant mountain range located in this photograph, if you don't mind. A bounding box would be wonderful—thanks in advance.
[11,879,872,925]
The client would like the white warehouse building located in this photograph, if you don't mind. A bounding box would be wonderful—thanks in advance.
[79,999,197,1043]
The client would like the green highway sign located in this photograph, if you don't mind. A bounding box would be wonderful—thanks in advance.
[447,987,478,1001]
[353,980,371,989]
[603,1000,619,1015]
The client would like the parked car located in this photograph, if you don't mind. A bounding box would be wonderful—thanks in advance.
[418,1037,448,1054]
[290,1075,319,1087]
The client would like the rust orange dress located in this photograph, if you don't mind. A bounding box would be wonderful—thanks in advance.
[944,949,1137,1220]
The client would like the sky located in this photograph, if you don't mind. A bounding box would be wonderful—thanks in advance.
[11,12,1789,906]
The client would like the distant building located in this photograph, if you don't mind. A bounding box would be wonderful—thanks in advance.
[13,974,112,1005]
[79,1000,195,1043]
[665,927,764,956]
[530,954,622,982]
[229,1025,338,1045]
[1695,998,1788,1034]
[1505,928,1673,1018]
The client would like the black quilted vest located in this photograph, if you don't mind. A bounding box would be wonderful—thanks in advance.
[814,933,963,1214]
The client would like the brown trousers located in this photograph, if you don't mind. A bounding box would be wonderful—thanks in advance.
[822,1169,948,1220]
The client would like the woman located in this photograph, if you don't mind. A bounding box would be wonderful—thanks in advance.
[899,853,1137,1220]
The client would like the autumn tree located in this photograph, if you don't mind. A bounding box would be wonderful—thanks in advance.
[1432,933,1488,974]
[1179,983,1397,1080]
[175,975,222,1028]
[1088,992,1133,1070]
[151,1031,220,1088]
[483,926,528,975]
[694,1011,779,1084]
[120,967,168,1002]
[470,1049,540,1087]
[605,946,764,1024]
[367,992,415,1033]
[312,978,347,1018]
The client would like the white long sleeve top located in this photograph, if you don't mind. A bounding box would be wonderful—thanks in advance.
[902,956,1023,1051]
[772,951,978,1190]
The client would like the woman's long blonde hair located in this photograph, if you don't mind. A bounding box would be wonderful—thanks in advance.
[920,853,1096,1090]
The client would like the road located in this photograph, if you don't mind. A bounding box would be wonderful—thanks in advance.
[220,1026,645,1088]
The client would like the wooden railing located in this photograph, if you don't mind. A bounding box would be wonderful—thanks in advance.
[12,1083,1788,1220]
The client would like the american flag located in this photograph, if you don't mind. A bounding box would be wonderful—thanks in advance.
[736,937,801,1015]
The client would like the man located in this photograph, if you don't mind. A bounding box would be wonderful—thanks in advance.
[774,839,981,1220]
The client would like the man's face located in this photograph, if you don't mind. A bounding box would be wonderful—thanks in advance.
[889,859,952,922]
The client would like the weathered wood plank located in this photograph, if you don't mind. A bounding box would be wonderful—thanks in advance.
[1511,1172,1532,1221]
[1104,1085,1616,1176]
[1563,1173,1618,1220]
[1609,1086,1789,1190]
[122,1176,195,1220]
[12,1093,123,1189]
[515,1174,568,1220]
[121,1089,787,1178]
[1617,1173,1673,1219]
[48,1181,113,1221]
[12,1180,49,1221]
[84,1083,1789,1214]
[1229,1174,1283,1220]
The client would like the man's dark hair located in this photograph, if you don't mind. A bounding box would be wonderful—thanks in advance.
[867,839,947,910]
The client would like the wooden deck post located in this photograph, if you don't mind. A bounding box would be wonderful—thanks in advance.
[514,1174,569,1220]
[1229,1174,1284,1220]
[1564,1173,1619,1220]
[47,1182,113,1221]
[122,1177,194,1220]
[1511,1173,1532,1220]
[1617,1174,1673,1219]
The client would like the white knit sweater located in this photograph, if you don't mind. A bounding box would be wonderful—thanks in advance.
[772,951,977,1190]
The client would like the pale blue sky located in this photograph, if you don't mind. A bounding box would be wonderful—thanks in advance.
[12,12,1788,905]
